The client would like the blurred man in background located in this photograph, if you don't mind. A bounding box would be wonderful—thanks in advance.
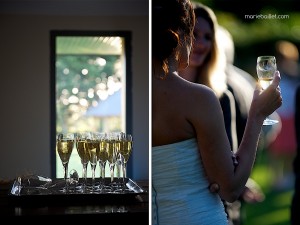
[269,41,300,190]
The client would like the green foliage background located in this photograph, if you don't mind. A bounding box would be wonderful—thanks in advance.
[193,1,299,224]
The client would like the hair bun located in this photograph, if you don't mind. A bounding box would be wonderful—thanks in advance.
[153,29,179,61]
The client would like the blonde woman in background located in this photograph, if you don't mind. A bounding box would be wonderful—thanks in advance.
[180,3,254,224]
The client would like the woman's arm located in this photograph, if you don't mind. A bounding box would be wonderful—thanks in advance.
[192,72,282,202]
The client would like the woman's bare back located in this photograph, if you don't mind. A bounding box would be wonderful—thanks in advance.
[152,72,226,147]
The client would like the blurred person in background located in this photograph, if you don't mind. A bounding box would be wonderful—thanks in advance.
[180,2,237,152]
[291,84,300,225]
[268,40,300,190]
[217,26,256,147]
[180,3,264,224]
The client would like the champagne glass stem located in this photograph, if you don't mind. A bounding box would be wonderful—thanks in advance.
[91,164,96,191]
[63,163,69,192]
[99,161,106,192]
[116,159,121,179]
[121,162,127,192]
[123,162,127,179]
[115,157,122,189]
[82,163,88,192]
[109,163,115,183]
[63,163,68,180]
[101,162,106,178]
[109,164,115,193]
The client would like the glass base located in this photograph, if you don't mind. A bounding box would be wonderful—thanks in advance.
[263,118,279,126]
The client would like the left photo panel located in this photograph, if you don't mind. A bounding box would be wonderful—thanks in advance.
[0,0,150,223]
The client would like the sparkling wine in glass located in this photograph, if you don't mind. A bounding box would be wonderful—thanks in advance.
[256,55,279,125]
[106,132,118,191]
[75,132,90,193]
[87,132,99,192]
[56,132,74,192]
[119,133,133,180]
[97,133,108,192]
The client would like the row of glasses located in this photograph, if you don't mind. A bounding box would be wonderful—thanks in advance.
[106,132,134,192]
[56,131,133,193]
[76,132,103,193]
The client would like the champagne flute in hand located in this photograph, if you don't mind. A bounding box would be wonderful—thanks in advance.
[256,56,279,125]
[56,133,74,192]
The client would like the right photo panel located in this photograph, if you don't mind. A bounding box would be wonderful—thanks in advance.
[151,0,299,224]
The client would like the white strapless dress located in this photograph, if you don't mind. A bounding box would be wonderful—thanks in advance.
[152,138,228,225]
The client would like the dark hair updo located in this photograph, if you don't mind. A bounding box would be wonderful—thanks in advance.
[152,0,195,75]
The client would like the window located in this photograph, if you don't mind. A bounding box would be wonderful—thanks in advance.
[50,31,132,178]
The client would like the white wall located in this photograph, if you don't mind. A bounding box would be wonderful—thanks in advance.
[0,0,149,181]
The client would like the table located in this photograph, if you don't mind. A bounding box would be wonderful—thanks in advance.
[0,179,149,223]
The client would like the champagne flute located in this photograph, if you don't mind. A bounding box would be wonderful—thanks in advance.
[256,56,279,125]
[87,132,99,192]
[97,132,108,192]
[113,132,124,192]
[75,132,90,193]
[56,132,74,192]
[119,133,133,181]
[106,132,118,191]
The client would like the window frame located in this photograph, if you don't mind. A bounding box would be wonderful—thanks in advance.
[50,30,133,178]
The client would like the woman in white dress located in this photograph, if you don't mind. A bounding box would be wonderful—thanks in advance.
[152,0,282,224]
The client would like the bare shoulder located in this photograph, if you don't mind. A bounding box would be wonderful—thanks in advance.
[190,82,216,98]
[180,78,220,108]
[179,77,224,127]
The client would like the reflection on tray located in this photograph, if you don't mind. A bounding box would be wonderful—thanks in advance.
[10,175,145,196]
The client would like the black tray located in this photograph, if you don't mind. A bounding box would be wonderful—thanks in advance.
[7,177,146,206]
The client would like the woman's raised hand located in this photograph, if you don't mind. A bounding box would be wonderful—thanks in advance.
[251,71,282,123]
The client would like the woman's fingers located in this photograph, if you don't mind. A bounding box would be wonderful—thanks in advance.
[209,183,220,193]
[270,70,281,88]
